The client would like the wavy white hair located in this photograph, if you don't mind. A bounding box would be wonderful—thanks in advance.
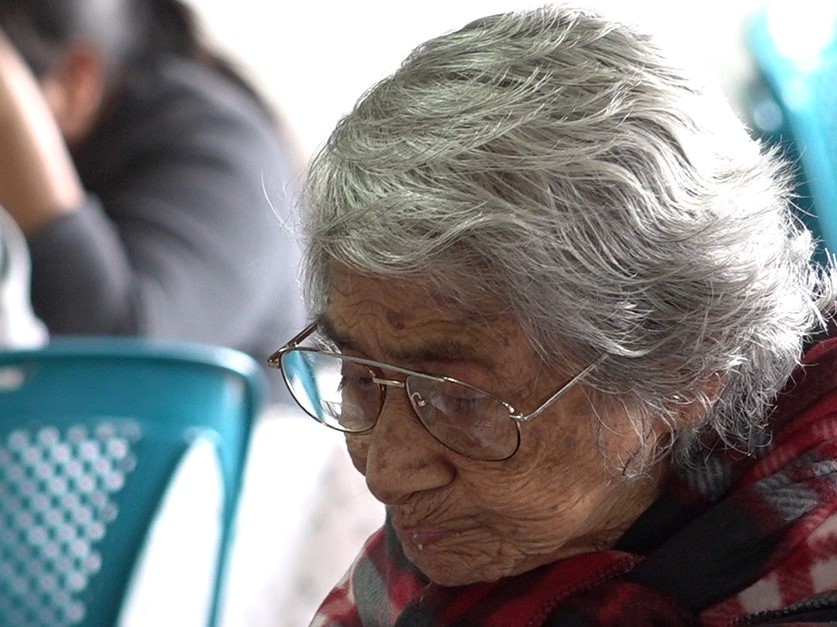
[302,6,837,470]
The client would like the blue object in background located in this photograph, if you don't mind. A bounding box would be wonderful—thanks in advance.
[745,1,837,263]
[0,338,267,627]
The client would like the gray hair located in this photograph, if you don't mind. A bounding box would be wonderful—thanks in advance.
[302,6,837,470]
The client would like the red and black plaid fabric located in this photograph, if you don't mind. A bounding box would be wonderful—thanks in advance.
[311,338,837,626]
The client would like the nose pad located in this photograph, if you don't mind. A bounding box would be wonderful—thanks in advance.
[410,390,427,409]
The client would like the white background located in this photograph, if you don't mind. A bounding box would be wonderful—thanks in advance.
[189,0,764,161]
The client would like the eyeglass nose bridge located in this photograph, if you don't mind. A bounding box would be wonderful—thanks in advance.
[370,375,403,413]
[371,376,429,411]
[371,376,405,389]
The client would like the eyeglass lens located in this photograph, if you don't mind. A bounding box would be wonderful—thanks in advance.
[280,350,380,431]
[280,350,519,460]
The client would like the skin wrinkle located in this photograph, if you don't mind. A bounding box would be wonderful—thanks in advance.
[325,266,514,374]
[329,267,666,586]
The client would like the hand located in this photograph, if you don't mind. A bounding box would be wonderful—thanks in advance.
[0,28,83,236]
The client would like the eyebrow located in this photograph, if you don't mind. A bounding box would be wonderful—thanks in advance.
[315,315,355,349]
[315,313,496,368]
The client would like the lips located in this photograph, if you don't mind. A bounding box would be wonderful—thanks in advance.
[392,523,454,549]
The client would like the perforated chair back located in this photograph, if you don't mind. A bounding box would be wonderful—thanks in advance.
[745,3,837,262]
[0,338,267,627]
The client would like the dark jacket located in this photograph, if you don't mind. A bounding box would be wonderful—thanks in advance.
[27,55,304,398]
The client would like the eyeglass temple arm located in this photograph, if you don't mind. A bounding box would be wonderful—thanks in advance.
[514,355,605,423]
[267,321,318,367]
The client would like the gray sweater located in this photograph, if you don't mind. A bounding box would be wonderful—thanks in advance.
[27,56,304,398]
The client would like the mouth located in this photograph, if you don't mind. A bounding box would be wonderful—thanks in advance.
[392,523,455,551]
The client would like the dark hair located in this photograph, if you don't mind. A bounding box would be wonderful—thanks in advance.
[0,0,266,108]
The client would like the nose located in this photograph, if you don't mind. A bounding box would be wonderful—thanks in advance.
[357,389,455,505]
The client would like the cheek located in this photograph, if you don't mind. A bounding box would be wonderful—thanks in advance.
[345,434,370,474]
[462,410,607,525]
[463,459,595,524]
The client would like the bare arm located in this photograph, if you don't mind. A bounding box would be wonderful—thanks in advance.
[0,30,83,235]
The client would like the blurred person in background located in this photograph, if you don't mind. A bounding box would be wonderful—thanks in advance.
[271,5,837,625]
[0,0,303,396]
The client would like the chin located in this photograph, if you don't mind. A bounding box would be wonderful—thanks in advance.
[418,564,486,587]
[406,548,507,587]
[410,543,588,588]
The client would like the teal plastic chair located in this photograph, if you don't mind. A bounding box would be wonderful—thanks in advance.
[744,2,837,263]
[0,337,267,627]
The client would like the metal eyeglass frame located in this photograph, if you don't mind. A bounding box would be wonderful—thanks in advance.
[267,322,603,460]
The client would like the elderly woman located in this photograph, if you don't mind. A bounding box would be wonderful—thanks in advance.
[270,6,837,626]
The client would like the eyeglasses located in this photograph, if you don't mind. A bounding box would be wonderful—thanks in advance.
[267,323,602,461]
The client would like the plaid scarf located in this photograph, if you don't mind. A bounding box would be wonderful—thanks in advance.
[311,338,837,626]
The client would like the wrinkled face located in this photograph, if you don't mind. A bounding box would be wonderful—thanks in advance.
[325,267,666,586]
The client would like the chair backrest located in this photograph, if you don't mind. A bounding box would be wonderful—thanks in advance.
[744,3,837,262]
[0,337,267,627]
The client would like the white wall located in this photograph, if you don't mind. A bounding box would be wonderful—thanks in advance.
[189,0,763,160]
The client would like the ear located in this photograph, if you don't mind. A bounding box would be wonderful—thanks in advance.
[38,43,106,145]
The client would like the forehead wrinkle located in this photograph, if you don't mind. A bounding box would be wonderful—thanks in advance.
[317,310,398,352]
[318,309,505,371]
[329,264,506,324]
[325,268,520,369]
[386,335,494,367]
